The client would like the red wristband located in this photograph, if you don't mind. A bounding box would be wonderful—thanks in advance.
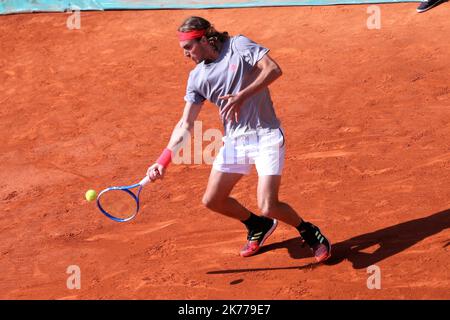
[156,148,172,168]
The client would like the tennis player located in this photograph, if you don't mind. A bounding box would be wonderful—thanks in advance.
[147,16,331,262]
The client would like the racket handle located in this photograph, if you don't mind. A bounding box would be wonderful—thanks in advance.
[139,176,151,186]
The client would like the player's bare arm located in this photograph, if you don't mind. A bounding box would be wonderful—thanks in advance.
[147,101,203,180]
[219,54,282,121]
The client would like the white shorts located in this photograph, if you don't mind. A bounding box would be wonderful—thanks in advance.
[213,127,286,176]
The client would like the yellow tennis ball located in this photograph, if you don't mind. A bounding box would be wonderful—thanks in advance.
[85,189,97,202]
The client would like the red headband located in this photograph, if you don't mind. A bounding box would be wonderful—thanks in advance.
[177,29,206,41]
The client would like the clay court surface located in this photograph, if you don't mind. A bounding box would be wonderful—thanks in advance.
[1,3,449,299]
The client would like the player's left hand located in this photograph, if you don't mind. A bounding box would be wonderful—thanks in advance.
[219,93,246,122]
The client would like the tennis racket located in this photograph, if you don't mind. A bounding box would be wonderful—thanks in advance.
[97,175,152,222]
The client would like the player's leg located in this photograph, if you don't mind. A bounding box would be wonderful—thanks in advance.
[257,174,331,262]
[202,168,277,257]
[255,128,331,262]
[202,169,249,221]
[256,174,302,226]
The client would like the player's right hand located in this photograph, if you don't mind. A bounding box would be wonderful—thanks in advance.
[146,163,165,181]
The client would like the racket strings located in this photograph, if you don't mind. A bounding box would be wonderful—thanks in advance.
[97,188,139,221]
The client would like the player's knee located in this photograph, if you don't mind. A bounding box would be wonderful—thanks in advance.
[202,194,222,211]
[202,195,212,208]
